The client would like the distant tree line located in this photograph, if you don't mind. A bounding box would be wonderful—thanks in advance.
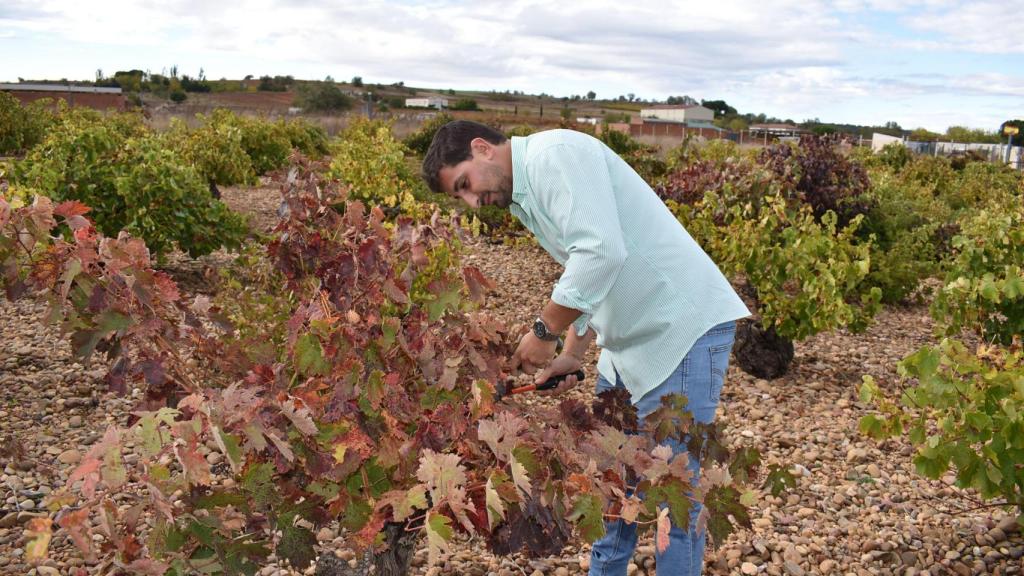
[72,70,1024,139]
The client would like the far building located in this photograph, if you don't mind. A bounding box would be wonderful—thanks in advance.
[639,104,715,124]
[0,83,127,111]
[405,97,449,110]
[749,123,809,139]
[630,103,725,140]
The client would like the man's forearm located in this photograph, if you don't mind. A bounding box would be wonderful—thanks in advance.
[539,300,582,335]
[539,300,593,359]
[563,323,595,360]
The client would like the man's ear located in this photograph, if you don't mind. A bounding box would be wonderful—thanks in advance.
[470,137,493,159]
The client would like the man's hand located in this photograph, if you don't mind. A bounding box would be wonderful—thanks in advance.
[510,332,558,376]
[533,353,583,396]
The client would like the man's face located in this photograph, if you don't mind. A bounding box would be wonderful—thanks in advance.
[437,140,513,209]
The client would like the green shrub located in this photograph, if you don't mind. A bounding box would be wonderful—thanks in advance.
[294,82,353,113]
[13,107,146,220]
[860,339,1024,515]
[667,191,881,378]
[698,195,881,341]
[876,143,913,171]
[0,93,57,155]
[115,137,248,256]
[329,119,423,216]
[942,161,1021,213]
[505,125,537,137]
[235,117,293,175]
[864,226,940,304]
[279,118,330,158]
[403,112,454,156]
[857,170,950,303]
[162,116,256,187]
[599,129,643,155]
[12,108,246,257]
[899,155,957,196]
[450,98,479,111]
[932,202,1024,344]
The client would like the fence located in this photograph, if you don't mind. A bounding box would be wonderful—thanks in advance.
[872,133,1024,170]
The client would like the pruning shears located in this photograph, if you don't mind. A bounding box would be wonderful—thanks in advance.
[494,370,585,400]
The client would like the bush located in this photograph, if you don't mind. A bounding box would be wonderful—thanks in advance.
[162,116,256,187]
[860,339,1024,516]
[942,161,1021,214]
[257,75,293,92]
[668,192,882,377]
[450,98,480,111]
[12,108,247,257]
[932,203,1024,345]
[294,82,354,113]
[329,119,423,216]
[760,135,872,227]
[403,112,454,156]
[199,110,293,175]
[704,195,881,341]
[279,117,330,158]
[657,156,777,214]
[864,226,939,304]
[505,125,537,137]
[857,170,950,303]
[0,93,56,155]
[169,89,187,103]
[599,129,642,155]
[876,142,912,171]
[114,137,248,256]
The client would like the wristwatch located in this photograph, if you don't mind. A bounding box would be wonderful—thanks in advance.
[532,317,562,342]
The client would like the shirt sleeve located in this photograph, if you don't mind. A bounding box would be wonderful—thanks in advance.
[528,143,628,335]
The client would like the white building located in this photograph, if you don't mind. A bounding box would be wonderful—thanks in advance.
[405,97,449,109]
[639,104,714,124]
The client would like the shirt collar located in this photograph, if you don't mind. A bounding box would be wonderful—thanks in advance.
[511,136,530,206]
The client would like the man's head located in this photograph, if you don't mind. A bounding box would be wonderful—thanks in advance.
[422,120,514,209]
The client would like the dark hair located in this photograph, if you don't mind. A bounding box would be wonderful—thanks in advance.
[422,120,507,193]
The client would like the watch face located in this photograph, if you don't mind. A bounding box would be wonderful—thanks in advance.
[533,320,546,339]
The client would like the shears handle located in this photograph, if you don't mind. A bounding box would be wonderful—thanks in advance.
[508,369,585,395]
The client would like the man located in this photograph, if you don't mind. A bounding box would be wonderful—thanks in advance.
[422,120,749,576]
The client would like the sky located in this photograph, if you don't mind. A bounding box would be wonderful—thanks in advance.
[1,0,1021,133]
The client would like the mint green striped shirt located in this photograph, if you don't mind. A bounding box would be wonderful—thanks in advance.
[509,130,750,403]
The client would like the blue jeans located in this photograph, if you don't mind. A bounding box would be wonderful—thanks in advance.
[589,321,736,576]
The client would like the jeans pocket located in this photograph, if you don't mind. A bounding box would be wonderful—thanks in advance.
[708,341,733,403]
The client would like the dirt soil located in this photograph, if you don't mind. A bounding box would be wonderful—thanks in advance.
[1,184,1022,576]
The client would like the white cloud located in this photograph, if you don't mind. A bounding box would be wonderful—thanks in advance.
[0,0,1019,131]
[905,2,1024,53]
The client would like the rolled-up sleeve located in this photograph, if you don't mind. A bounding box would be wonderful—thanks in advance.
[529,144,627,335]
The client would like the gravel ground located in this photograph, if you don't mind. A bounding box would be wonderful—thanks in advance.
[1,186,1022,575]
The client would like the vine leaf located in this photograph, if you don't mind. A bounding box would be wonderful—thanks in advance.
[656,507,671,554]
[762,464,797,497]
[24,517,53,563]
[485,474,506,529]
[568,493,605,543]
[425,512,453,565]
[278,524,317,570]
